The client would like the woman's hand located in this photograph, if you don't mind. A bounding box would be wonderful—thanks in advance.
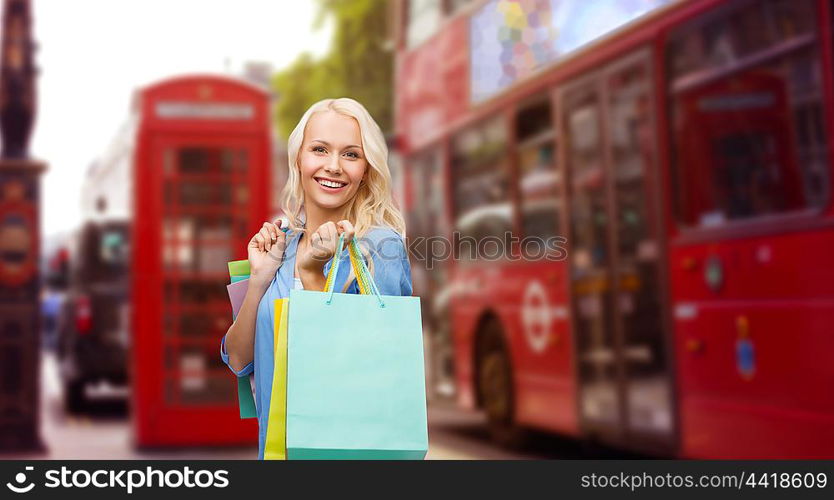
[297,219,355,275]
[248,219,286,287]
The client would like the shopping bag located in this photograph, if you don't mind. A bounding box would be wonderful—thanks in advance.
[284,235,428,459]
[262,240,362,459]
[228,259,250,278]
[264,297,289,460]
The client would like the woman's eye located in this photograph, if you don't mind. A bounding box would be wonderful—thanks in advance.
[344,151,360,159]
[313,146,327,154]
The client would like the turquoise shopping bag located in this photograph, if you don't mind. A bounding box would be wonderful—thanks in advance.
[285,235,427,459]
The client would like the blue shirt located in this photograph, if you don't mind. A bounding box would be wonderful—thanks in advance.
[220,226,413,459]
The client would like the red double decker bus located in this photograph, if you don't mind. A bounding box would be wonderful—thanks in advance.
[396,0,834,458]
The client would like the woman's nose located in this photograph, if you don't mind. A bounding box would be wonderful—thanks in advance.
[324,155,342,174]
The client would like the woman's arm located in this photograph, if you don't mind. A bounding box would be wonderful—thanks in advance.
[223,277,270,372]
[223,220,286,373]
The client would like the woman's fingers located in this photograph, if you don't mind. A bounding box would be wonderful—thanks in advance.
[274,223,285,242]
[264,221,278,242]
[311,230,323,254]
[250,220,279,254]
[304,220,355,264]
[259,227,272,251]
[269,222,281,241]
[313,222,334,254]
[337,220,355,243]
[269,226,286,256]
[322,221,337,240]
[329,223,341,254]
[327,222,339,246]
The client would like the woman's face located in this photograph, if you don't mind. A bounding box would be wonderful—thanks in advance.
[298,110,368,212]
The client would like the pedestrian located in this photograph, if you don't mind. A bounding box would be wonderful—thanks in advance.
[220,97,413,459]
[41,287,62,352]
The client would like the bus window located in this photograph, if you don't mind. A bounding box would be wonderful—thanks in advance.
[408,148,448,240]
[452,115,511,259]
[667,0,829,228]
[567,94,608,272]
[516,97,560,247]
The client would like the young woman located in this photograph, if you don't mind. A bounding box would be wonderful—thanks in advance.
[220,98,412,459]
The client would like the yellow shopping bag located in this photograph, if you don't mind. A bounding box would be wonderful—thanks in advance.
[263,298,289,460]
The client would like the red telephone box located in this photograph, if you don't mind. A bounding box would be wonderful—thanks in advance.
[130,75,270,446]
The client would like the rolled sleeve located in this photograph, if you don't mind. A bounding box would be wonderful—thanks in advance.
[220,334,254,377]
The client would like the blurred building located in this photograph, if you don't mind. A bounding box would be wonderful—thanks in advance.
[81,118,138,223]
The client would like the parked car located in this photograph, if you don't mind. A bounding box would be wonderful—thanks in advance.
[56,221,130,412]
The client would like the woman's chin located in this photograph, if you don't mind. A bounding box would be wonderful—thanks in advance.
[303,181,357,209]
[307,194,352,210]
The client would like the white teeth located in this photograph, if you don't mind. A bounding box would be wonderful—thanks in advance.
[317,178,346,188]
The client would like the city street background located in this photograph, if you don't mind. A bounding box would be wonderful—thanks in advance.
[1,0,832,460]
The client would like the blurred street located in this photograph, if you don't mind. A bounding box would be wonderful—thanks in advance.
[37,353,253,460]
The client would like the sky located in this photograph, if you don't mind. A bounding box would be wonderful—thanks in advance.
[31,0,332,238]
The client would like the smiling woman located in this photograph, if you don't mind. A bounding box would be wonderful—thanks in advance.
[220,97,413,459]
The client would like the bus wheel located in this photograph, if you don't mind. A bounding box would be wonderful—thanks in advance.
[477,319,527,448]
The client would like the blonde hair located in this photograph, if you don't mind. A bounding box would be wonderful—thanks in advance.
[280,98,406,239]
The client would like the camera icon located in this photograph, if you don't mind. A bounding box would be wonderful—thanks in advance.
[6,466,35,494]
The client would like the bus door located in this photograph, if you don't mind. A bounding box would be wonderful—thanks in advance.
[509,95,576,433]
[134,135,261,445]
[561,50,674,450]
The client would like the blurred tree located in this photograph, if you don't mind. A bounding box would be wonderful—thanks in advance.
[272,0,393,138]
[271,53,338,138]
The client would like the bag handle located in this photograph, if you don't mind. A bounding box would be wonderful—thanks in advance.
[324,233,385,308]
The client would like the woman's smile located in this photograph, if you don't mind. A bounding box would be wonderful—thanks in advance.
[314,176,349,192]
